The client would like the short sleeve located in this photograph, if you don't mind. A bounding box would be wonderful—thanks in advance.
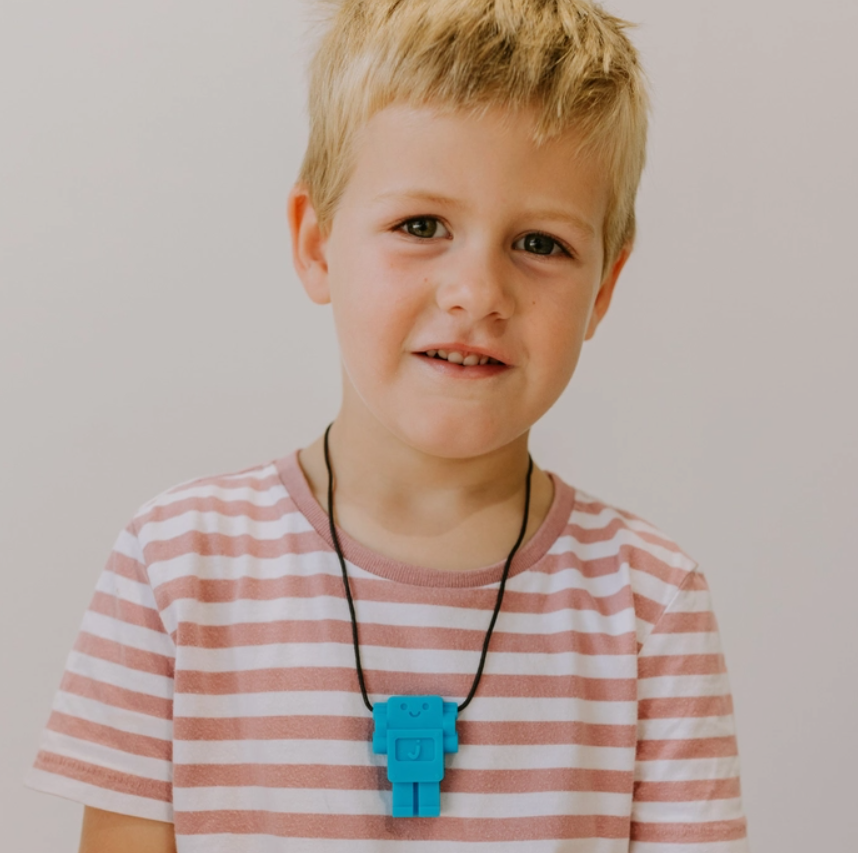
[24,515,175,823]
[631,571,750,851]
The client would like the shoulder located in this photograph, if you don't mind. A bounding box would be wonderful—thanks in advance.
[562,480,702,649]
[130,457,293,542]
[124,455,311,597]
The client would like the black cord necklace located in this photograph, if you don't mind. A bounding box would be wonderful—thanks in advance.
[322,422,534,818]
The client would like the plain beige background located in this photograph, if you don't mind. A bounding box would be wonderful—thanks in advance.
[3,1,856,849]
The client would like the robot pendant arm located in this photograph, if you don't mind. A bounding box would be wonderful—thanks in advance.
[372,702,388,754]
[442,701,458,753]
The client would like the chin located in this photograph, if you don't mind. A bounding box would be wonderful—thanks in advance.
[389,412,522,461]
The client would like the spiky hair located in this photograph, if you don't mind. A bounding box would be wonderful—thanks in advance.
[298,0,651,275]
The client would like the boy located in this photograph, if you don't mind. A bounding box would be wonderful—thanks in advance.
[25,1,750,850]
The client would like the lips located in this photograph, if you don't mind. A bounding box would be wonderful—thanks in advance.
[414,343,509,366]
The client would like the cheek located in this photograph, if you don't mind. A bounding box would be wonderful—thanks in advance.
[330,270,421,369]
[523,309,589,407]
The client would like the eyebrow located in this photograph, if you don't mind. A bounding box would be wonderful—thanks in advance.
[371,189,596,239]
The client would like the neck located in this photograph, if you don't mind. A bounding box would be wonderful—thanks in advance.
[297,407,554,571]
[317,401,534,515]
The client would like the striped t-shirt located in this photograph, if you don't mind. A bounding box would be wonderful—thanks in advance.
[25,451,750,851]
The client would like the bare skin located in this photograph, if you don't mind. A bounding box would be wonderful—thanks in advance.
[288,104,630,573]
[78,806,177,853]
[298,419,555,571]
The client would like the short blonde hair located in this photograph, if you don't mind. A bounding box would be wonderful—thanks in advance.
[298,0,651,276]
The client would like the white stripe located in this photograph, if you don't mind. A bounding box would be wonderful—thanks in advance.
[65,650,173,700]
[158,594,636,636]
[634,755,743,782]
[51,690,173,741]
[629,567,686,609]
[551,520,696,575]
[143,509,317,546]
[175,691,638,726]
[175,836,628,853]
[638,715,737,742]
[80,610,175,656]
[175,784,632,818]
[637,674,727,699]
[639,631,723,657]
[39,728,172,782]
[145,479,288,511]
[23,766,172,823]
[174,738,635,772]
[110,526,145,562]
[508,564,632,598]
[632,796,746,824]
[177,642,636,680]
[631,841,749,853]
[96,567,160,610]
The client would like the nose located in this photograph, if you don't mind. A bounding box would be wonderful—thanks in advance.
[434,240,515,322]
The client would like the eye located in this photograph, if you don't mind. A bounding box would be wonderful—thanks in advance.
[422,703,429,710]
[514,232,572,258]
[397,216,450,240]
[400,703,407,710]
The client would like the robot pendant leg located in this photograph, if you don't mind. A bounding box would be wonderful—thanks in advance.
[392,781,416,817]
[417,781,440,817]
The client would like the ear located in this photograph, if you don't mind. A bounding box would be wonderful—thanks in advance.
[287,183,331,305]
[584,243,633,341]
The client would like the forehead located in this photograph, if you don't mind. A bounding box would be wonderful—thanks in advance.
[341,101,609,237]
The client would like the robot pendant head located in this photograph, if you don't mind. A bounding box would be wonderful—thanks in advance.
[372,695,459,817]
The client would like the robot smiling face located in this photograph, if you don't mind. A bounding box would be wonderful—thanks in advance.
[372,695,459,817]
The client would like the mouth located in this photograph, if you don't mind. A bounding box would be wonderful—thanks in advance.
[416,346,508,367]
[408,711,421,717]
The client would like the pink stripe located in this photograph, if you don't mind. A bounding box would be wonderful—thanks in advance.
[47,710,172,760]
[684,572,710,591]
[143,530,324,564]
[638,653,726,679]
[88,591,166,634]
[74,631,174,678]
[633,777,742,802]
[638,695,734,719]
[173,763,634,795]
[575,499,698,565]
[178,618,635,656]
[535,547,686,585]
[139,493,300,526]
[60,671,172,720]
[104,547,148,584]
[633,592,665,625]
[175,666,637,702]
[636,735,738,761]
[553,523,692,587]
[652,612,719,634]
[175,810,630,841]
[164,467,282,496]
[143,519,690,601]
[631,818,747,843]
[175,714,371,742]
[33,750,171,803]
[143,532,689,615]
[463,719,637,748]
[172,715,636,748]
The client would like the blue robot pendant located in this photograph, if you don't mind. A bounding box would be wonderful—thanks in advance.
[372,695,458,817]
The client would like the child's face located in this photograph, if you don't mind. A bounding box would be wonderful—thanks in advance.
[292,102,630,460]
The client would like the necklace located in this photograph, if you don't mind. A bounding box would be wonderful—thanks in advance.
[322,422,533,817]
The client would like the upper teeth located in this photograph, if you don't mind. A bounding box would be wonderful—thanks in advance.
[426,349,497,366]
